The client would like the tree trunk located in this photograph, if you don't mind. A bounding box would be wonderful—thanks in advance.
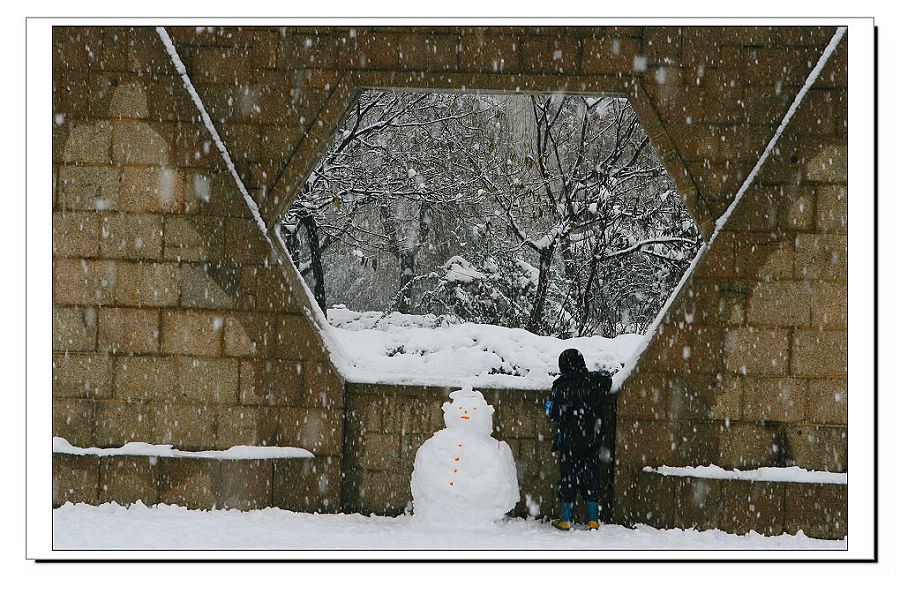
[526,248,554,334]
[301,214,327,312]
[396,250,417,314]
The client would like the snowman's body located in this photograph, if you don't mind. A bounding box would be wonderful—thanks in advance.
[410,387,519,524]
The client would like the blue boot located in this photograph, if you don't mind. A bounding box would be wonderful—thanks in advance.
[552,502,573,531]
[587,501,600,530]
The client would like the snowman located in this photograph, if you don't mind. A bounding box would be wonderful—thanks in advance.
[410,386,519,524]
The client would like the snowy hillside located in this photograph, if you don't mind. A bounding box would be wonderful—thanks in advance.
[325,306,644,390]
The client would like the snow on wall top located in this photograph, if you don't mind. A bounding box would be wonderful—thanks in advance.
[326,307,643,391]
[53,437,314,460]
[644,464,847,485]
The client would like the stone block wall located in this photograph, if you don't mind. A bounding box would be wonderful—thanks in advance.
[613,31,848,533]
[52,26,345,484]
[52,25,848,538]
[53,453,340,512]
[342,383,616,521]
[618,470,846,540]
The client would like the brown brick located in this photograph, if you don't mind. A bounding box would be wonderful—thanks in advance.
[785,425,846,471]
[151,402,217,450]
[53,399,95,446]
[639,324,726,375]
[224,313,275,357]
[97,307,160,354]
[53,258,116,306]
[239,265,298,313]
[108,80,150,119]
[176,356,239,404]
[277,34,340,70]
[53,211,99,257]
[720,480,785,536]
[53,306,97,351]
[615,420,676,467]
[114,355,178,402]
[810,281,847,328]
[114,261,180,307]
[742,377,806,422]
[53,453,99,507]
[276,407,342,455]
[673,477,724,531]
[804,143,847,183]
[354,433,400,471]
[627,470,676,529]
[119,166,186,213]
[238,358,302,406]
[520,36,580,75]
[174,122,217,168]
[61,120,113,163]
[273,457,341,513]
[340,31,401,69]
[693,231,735,277]
[94,400,154,446]
[57,165,120,211]
[746,280,811,327]
[724,327,790,375]
[784,483,846,540]
[215,406,260,448]
[791,329,847,376]
[395,33,459,71]
[816,185,847,232]
[582,36,637,75]
[273,313,323,358]
[53,352,114,399]
[179,263,240,309]
[163,215,225,262]
[459,30,519,72]
[188,47,257,85]
[666,373,742,421]
[157,458,217,509]
[806,378,847,425]
[112,121,174,166]
[348,469,411,515]
[160,309,224,356]
[99,213,164,259]
[216,460,273,510]
[728,184,816,233]
[718,422,780,469]
[617,373,668,420]
[300,360,343,409]
[677,278,747,326]
[734,233,795,280]
[795,233,847,280]
[98,456,160,505]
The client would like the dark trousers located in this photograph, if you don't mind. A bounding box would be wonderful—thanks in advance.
[557,450,603,503]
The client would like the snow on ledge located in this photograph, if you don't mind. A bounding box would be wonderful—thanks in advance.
[53,437,314,460]
[643,464,847,485]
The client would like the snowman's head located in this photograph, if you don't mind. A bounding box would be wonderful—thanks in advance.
[442,386,494,435]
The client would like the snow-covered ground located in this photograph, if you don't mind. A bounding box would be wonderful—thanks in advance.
[53,502,845,550]
[326,307,643,390]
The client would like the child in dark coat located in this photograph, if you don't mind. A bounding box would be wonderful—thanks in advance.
[546,348,612,531]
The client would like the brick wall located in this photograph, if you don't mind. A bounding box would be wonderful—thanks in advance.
[52,25,847,538]
[52,27,345,476]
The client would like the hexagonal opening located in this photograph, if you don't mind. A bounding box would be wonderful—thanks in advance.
[280,89,701,387]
